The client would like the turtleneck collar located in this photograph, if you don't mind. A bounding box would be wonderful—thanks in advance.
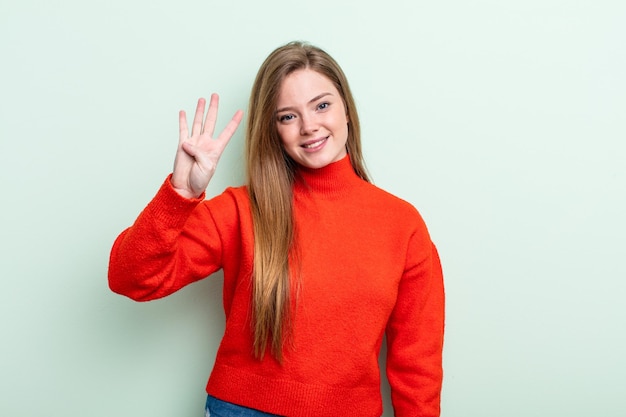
[293,155,364,198]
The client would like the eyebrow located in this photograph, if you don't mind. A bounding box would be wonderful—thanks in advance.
[276,92,333,113]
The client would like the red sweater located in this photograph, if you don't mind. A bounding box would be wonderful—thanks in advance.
[108,156,444,417]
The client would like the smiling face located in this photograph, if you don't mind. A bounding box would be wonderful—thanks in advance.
[275,69,349,169]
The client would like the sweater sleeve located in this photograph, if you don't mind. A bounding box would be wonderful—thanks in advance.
[386,221,445,417]
[108,175,225,301]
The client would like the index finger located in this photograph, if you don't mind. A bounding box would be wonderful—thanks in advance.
[215,109,244,146]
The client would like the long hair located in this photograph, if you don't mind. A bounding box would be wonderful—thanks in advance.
[246,41,370,360]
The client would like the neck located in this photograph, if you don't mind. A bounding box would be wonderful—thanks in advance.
[294,155,363,198]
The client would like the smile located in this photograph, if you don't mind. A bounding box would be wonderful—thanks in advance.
[302,137,328,149]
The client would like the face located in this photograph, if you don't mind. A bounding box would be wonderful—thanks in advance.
[275,69,349,169]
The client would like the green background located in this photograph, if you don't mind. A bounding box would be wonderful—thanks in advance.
[1,0,625,415]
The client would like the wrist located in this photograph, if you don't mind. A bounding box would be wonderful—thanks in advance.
[169,177,200,200]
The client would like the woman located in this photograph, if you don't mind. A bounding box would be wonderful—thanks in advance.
[109,41,444,417]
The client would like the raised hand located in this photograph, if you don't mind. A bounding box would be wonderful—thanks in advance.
[172,94,243,199]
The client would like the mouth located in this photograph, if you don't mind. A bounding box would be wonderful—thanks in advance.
[301,136,328,149]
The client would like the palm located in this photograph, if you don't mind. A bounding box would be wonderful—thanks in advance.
[172,94,243,198]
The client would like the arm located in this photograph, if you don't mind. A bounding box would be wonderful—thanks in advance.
[108,96,242,301]
[386,230,445,417]
[108,177,222,301]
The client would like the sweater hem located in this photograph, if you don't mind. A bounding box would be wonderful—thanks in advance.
[206,363,383,417]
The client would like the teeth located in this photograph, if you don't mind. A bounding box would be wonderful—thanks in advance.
[303,138,325,148]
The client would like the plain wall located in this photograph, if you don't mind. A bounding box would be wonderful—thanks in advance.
[1,0,625,416]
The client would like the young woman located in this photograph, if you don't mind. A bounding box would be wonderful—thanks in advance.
[109,41,445,417]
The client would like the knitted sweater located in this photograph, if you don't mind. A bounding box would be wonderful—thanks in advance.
[108,156,445,417]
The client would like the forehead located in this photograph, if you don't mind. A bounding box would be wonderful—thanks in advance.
[276,69,339,105]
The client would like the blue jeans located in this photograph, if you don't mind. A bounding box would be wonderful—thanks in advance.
[205,395,282,417]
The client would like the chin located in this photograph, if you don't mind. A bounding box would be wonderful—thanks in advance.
[292,149,346,169]
[296,155,335,169]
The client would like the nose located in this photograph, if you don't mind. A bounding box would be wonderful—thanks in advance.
[299,113,319,136]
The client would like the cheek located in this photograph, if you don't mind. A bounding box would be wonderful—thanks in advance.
[336,114,349,138]
[277,125,297,147]
[334,110,349,129]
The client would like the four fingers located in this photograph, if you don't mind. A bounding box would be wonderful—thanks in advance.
[174,95,243,197]
[179,94,243,156]
[181,94,240,142]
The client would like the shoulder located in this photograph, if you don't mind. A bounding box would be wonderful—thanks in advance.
[357,182,435,264]
[361,181,425,223]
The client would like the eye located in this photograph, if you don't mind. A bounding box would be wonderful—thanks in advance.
[317,102,330,111]
[278,114,295,123]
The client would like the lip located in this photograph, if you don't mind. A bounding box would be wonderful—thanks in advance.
[301,136,329,152]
